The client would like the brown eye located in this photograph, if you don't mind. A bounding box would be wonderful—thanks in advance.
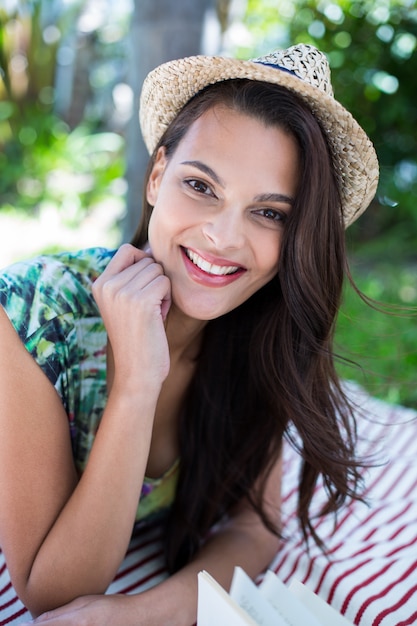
[187,179,213,196]
[257,208,287,222]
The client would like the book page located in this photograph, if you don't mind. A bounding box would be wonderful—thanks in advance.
[229,566,289,626]
[289,578,352,625]
[259,570,322,626]
[197,570,258,626]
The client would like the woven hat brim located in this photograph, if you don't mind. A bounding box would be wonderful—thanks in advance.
[139,55,379,227]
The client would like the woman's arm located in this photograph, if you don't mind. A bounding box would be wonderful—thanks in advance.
[0,307,159,616]
[25,456,283,626]
[0,246,171,616]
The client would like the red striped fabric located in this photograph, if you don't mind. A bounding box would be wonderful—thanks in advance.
[1,384,416,625]
[268,385,417,625]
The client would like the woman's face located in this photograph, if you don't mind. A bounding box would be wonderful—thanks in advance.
[146,105,299,321]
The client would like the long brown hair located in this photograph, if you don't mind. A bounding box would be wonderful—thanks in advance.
[132,80,364,572]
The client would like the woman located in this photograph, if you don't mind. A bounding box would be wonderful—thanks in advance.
[0,44,379,624]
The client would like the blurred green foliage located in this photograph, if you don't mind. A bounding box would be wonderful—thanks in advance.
[0,103,124,224]
[0,0,126,222]
[335,264,417,407]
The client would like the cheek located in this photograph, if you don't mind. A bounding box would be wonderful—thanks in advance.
[147,200,187,254]
[256,236,281,278]
[149,192,199,239]
[147,209,163,254]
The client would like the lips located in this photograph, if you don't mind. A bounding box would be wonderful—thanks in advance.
[184,247,242,277]
[180,247,246,288]
[184,248,241,276]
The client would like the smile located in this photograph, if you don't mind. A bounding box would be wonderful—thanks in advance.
[184,248,241,276]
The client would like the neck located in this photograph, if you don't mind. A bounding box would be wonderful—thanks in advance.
[165,304,207,363]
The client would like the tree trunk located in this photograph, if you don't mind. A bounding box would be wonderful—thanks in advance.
[122,0,216,242]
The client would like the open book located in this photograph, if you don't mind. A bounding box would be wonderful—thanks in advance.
[197,566,352,625]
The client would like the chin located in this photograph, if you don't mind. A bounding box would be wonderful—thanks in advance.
[174,297,233,321]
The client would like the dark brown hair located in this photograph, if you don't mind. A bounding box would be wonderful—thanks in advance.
[132,80,364,572]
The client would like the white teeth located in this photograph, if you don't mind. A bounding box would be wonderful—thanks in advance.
[186,249,239,276]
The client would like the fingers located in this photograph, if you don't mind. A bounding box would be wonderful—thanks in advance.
[96,243,150,278]
[93,243,168,309]
[92,244,172,378]
[95,257,162,297]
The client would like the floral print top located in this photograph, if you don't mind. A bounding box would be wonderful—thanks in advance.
[0,247,178,524]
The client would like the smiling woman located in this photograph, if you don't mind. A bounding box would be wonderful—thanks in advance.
[0,44,380,626]
[144,105,298,319]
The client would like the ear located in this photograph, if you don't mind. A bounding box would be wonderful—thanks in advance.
[146,147,167,205]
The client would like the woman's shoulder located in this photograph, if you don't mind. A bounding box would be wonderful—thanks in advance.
[0,247,116,340]
[0,246,115,288]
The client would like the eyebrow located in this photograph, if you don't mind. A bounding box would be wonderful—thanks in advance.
[181,160,294,205]
[181,160,225,187]
[254,192,294,206]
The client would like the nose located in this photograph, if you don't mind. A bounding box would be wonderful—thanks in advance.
[201,207,246,250]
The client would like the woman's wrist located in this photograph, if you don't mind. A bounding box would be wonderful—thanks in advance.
[107,377,161,414]
[132,578,197,626]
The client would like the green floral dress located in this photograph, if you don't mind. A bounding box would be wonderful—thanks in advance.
[0,247,178,524]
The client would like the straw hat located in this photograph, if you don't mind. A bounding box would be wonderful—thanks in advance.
[139,43,379,227]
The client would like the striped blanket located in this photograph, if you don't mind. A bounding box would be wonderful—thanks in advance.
[1,384,416,625]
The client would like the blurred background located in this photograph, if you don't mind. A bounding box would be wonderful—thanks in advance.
[0,0,416,406]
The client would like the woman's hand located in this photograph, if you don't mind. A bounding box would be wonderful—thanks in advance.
[21,594,141,626]
[93,243,172,392]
